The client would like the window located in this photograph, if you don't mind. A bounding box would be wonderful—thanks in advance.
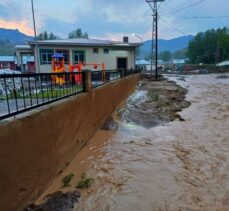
[40,49,54,65]
[73,51,85,64]
[2,62,10,68]
[93,48,99,54]
[55,49,69,64]
[103,48,109,54]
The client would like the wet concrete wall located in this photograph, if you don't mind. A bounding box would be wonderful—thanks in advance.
[0,74,141,211]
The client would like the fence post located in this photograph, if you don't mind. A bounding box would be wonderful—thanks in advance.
[84,70,92,92]
[119,69,125,78]
[123,69,126,77]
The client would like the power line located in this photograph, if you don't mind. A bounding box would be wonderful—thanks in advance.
[158,2,163,10]
[183,16,229,19]
[162,0,205,16]
[160,1,202,32]
[159,16,187,36]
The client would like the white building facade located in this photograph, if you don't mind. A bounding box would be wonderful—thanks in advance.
[15,39,139,73]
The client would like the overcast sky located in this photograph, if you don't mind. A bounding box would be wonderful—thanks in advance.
[0,0,229,41]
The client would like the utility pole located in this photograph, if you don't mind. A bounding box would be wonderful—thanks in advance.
[146,0,164,80]
[155,9,158,80]
[31,0,40,73]
[150,14,155,76]
[31,0,37,39]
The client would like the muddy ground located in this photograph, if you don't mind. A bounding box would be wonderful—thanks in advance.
[29,73,229,211]
[119,76,190,128]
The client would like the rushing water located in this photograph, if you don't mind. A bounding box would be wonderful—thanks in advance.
[37,74,229,211]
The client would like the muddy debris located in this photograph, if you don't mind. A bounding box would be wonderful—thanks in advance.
[216,75,229,79]
[143,74,165,81]
[24,191,80,211]
[177,76,186,81]
[121,75,190,128]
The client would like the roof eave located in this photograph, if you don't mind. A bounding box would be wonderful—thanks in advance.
[27,41,140,48]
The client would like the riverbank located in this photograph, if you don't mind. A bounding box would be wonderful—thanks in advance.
[29,73,229,210]
[119,76,190,128]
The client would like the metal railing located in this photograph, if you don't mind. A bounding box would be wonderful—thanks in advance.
[91,69,140,88]
[0,69,140,120]
[0,72,85,120]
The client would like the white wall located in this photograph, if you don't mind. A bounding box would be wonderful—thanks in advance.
[36,46,136,73]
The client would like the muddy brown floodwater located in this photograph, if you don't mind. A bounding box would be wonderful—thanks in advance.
[34,73,229,211]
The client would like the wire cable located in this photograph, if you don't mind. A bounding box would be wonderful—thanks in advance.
[160,0,202,31]
[162,0,205,16]
[159,16,187,36]
[183,16,229,19]
[158,2,163,10]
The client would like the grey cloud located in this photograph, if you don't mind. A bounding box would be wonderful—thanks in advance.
[0,0,22,21]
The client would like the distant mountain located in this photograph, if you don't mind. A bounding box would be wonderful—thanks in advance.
[0,40,15,56]
[0,28,193,58]
[0,28,34,44]
[140,35,194,58]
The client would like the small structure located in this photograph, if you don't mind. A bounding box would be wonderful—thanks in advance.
[172,59,187,65]
[0,56,16,70]
[135,59,151,71]
[136,59,165,72]
[22,55,35,73]
[171,59,188,73]
[15,45,34,72]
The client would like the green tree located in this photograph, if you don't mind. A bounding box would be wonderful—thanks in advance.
[68,28,89,39]
[49,32,56,40]
[84,32,89,39]
[187,27,229,64]
[144,53,151,61]
[173,48,187,59]
[159,51,172,62]
[43,31,48,40]
[37,31,58,40]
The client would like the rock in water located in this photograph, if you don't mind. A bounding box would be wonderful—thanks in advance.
[101,116,118,131]
[24,191,81,211]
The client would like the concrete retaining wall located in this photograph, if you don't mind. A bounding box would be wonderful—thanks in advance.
[0,74,141,211]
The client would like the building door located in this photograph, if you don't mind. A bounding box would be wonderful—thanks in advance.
[117,57,128,70]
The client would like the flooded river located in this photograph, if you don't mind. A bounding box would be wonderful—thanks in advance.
[36,74,229,211]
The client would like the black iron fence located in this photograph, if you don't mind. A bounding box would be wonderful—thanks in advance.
[0,72,85,120]
[91,69,140,88]
[0,69,140,120]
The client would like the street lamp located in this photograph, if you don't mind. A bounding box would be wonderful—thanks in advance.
[132,33,143,43]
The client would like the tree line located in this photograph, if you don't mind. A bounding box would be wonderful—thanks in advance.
[37,28,89,40]
[187,27,229,64]
[144,48,187,63]
[143,27,229,64]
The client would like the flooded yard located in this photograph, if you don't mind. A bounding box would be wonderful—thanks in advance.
[33,73,229,211]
